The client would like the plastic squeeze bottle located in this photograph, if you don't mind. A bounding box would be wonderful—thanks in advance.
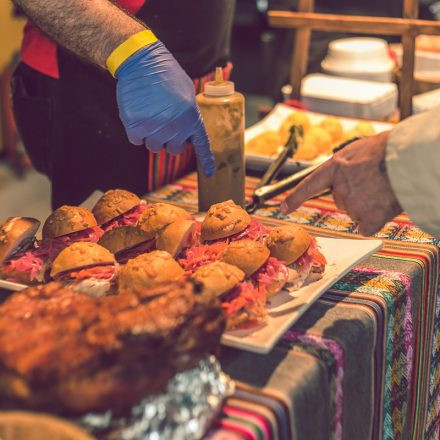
[196,67,245,211]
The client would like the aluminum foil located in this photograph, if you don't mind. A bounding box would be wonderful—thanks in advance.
[79,356,234,440]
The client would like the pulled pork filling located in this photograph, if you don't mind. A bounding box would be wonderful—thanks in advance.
[179,241,228,273]
[102,204,148,231]
[286,237,327,290]
[1,250,45,282]
[38,226,105,260]
[205,219,270,244]
[1,226,104,282]
[56,264,116,281]
[252,257,288,295]
[221,281,267,328]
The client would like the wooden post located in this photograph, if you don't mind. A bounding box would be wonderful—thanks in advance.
[290,0,314,100]
[268,13,440,37]
[400,0,418,118]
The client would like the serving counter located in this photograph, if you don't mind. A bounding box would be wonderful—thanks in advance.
[145,172,440,440]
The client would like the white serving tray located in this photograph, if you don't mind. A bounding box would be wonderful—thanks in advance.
[0,279,28,292]
[301,74,398,119]
[0,230,382,356]
[245,103,394,173]
[221,236,383,354]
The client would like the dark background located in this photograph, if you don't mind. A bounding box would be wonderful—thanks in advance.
[230,0,439,107]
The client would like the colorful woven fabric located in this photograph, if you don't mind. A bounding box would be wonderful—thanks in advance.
[281,331,345,440]
[207,386,292,440]
[147,173,440,440]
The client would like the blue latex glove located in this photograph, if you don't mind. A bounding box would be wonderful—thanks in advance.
[115,40,216,176]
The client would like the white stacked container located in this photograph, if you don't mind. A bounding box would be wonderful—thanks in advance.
[391,38,440,81]
[321,37,395,83]
[413,88,440,114]
[300,74,398,119]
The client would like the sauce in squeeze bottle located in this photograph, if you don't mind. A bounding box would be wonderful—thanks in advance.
[196,67,245,211]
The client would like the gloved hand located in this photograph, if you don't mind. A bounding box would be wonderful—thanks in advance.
[115,40,216,176]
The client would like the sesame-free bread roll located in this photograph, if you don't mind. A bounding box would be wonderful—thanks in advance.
[137,203,189,240]
[118,250,184,294]
[201,200,251,241]
[220,239,270,277]
[42,206,97,239]
[50,242,115,278]
[266,224,311,265]
[192,261,245,298]
[92,189,141,225]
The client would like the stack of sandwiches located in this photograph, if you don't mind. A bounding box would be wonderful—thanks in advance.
[0,191,326,330]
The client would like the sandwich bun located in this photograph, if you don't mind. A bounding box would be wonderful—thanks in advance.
[0,217,40,263]
[98,226,152,255]
[118,250,184,294]
[50,242,115,278]
[137,203,189,240]
[220,239,270,277]
[92,189,141,225]
[201,200,251,241]
[43,206,97,239]
[266,224,311,265]
[156,219,195,258]
[193,261,245,298]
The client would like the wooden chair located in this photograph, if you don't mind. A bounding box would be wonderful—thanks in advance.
[268,0,440,119]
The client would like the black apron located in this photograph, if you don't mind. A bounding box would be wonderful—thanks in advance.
[12,0,235,208]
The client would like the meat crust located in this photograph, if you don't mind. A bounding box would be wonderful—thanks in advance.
[0,280,225,414]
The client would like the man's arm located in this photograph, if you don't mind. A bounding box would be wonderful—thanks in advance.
[14,0,144,68]
[14,0,216,175]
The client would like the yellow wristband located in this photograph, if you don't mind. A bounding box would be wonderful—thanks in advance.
[106,29,158,77]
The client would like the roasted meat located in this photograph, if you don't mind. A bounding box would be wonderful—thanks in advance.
[0,280,225,414]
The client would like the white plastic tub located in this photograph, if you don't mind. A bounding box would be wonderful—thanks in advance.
[413,88,440,114]
[300,74,398,119]
[321,37,394,83]
[391,41,440,79]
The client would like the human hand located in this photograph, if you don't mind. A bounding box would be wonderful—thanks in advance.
[281,131,402,236]
[115,40,215,175]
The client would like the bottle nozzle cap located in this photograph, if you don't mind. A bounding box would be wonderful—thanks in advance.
[204,66,235,96]
[215,67,223,82]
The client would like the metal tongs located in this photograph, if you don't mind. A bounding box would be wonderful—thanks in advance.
[245,126,359,214]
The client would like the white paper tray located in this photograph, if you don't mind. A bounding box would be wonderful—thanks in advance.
[0,219,382,356]
[0,279,28,292]
[221,236,383,354]
[245,103,394,173]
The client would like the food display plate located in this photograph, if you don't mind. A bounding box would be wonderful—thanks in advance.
[0,279,28,292]
[0,216,383,356]
[222,236,383,354]
[245,103,394,173]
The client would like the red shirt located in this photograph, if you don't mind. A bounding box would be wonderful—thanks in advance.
[20,0,146,79]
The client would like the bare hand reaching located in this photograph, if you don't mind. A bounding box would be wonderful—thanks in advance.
[281,131,403,236]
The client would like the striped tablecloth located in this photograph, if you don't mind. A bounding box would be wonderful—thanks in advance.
[147,173,440,440]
